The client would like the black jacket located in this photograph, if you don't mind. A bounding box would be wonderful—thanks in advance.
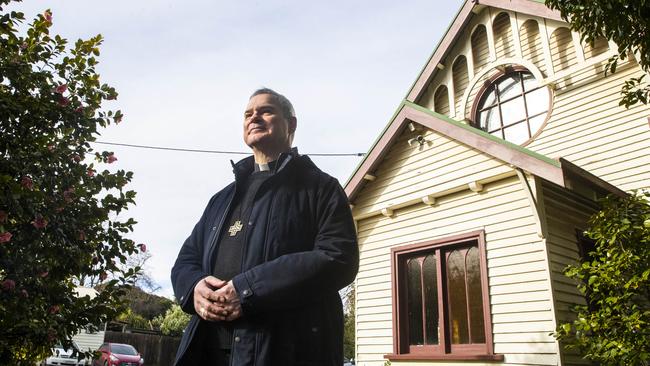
[171,150,359,366]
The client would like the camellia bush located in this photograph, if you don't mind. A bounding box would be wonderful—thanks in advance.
[555,191,650,366]
[0,2,141,364]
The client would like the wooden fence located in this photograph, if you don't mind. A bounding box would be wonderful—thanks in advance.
[104,331,180,366]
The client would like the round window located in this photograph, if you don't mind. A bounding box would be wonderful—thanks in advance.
[474,70,550,144]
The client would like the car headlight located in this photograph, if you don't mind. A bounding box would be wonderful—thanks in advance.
[139,358,144,364]
[109,354,119,362]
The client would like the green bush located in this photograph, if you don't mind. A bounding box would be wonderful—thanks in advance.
[0,2,138,364]
[555,191,650,365]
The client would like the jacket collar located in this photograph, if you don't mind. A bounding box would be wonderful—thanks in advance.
[230,147,300,181]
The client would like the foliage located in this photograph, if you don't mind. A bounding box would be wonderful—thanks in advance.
[156,304,191,337]
[544,1,650,108]
[116,308,149,330]
[121,285,173,321]
[342,285,355,360]
[0,2,139,364]
[554,192,650,366]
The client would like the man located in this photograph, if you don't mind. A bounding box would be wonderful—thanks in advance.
[171,88,359,366]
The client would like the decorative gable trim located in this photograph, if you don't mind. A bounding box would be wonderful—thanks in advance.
[406,0,562,102]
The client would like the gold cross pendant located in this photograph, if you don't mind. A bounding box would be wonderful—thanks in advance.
[228,220,243,236]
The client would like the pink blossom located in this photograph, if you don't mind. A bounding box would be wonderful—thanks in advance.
[75,106,84,114]
[0,210,7,223]
[43,10,52,23]
[20,176,33,190]
[87,168,95,177]
[63,188,74,203]
[1,279,15,292]
[107,154,117,164]
[71,154,81,162]
[47,328,56,342]
[0,232,12,243]
[137,243,147,253]
[32,215,48,229]
[47,144,55,152]
[19,289,29,298]
[54,84,67,94]
[39,271,49,278]
[48,305,60,314]
[57,96,70,106]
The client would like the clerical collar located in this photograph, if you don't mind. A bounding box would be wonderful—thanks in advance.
[254,160,277,172]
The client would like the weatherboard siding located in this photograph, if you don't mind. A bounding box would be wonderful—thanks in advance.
[541,181,600,366]
[354,155,560,366]
[528,60,650,191]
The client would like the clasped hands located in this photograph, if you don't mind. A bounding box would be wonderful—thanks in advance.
[193,276,242,322]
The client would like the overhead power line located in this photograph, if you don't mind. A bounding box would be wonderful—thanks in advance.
[93,141,366,157]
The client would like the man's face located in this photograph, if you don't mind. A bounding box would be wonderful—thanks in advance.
[243,93,295,152]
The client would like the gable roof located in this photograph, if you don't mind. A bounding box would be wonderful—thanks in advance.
[405,0,563,102]
[344,100,625,202]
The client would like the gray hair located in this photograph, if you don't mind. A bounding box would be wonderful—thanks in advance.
[250,88,296,118]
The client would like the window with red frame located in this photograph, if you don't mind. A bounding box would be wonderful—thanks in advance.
[389,232,500,360]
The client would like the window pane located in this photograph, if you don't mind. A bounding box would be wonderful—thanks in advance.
[529,114,546,136]
[407,259,424,346]
[479,106,501,132]
[422,254,439,345]
[497,73,522,101]
[521,72,537,91]
[500,96,527,126]
[503,122,529,144]
[466,247,486,344]
[525,87,550,117]
[481,87,498,108]
[447,250,469,344]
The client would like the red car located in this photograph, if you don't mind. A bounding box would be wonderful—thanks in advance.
[94,342,144,366]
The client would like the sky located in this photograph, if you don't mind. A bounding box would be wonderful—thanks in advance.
[9,0,464,298]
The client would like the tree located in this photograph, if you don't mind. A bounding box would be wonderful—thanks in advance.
[121,285,173,321]
[155,304,191,337]
[342,285,355,361]
[554,192,650,366]
[0,3,140,364]
[544,1,650,108]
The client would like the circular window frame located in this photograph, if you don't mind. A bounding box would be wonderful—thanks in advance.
[470,65,553,146]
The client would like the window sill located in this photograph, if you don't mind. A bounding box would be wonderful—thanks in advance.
[384,353,504,362]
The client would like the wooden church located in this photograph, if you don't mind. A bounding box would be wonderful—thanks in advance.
[344,0,650,365]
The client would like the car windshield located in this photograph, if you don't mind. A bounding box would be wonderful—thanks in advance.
[110,344,137,355]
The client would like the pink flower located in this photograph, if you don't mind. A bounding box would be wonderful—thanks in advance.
[47,144,55,152]
[75,106,84,114]
[0,210,7,223]
[0,232,12,243]
[47,328,56,342]
[63,188,74,203]
[32,215,48,229]
[43,10,52,23]
[39,271,49,278]
[19,289,29,298]
[137,243,147,253]
[1,279,15,292]
[48,305,60,314]
[71,154,81,162]
[87,168,95,177]
[107,154,117,164]
[57,96,70,106]
[20,176,33,190]
[54,84,67,94]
